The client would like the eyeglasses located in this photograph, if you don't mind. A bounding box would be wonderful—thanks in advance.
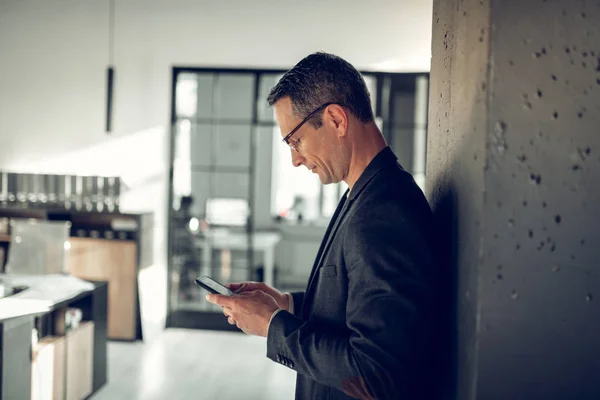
[281,102,339,152]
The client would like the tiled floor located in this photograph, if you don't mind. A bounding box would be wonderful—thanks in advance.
[91,328,296,400]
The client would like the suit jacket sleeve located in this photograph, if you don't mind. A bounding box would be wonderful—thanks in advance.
[266,207,435,399]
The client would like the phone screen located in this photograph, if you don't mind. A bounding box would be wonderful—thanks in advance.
[195,276,234,296]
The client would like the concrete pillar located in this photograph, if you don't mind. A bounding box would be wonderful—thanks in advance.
[426,1,600,399]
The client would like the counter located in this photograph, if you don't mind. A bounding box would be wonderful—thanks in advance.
[0,275,107,400]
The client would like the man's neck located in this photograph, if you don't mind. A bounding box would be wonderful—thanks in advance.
[344,123,387,191]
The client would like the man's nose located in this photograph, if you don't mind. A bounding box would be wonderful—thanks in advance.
[291,149,304,167]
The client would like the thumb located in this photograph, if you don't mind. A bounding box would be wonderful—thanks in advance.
[206,293,232,307]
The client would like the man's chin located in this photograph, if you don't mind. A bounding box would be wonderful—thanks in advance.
[319,176,338,185]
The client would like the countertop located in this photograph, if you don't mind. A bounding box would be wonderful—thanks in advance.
[0,273,97,321]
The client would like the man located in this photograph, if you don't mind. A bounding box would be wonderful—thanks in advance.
[207,52,440,399]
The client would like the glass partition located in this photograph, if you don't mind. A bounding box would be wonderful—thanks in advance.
[166,68,429,330]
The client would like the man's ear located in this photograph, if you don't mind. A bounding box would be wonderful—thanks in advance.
[325,104,348,137]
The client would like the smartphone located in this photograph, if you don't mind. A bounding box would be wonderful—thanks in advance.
[195,276,234,296]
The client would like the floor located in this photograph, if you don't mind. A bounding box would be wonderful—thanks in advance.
[91,328,296,400]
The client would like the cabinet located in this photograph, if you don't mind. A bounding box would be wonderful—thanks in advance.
[65,322,94,400]
[0,316,34,400]
[1,277,107,400]
[31,336,65,400]
[31,323,96,400]
[66,238,137,340]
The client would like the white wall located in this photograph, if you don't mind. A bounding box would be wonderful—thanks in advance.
[0,0,110,166]
[0,0,433,325]
[1,0,433,162]
[110,0,433,137]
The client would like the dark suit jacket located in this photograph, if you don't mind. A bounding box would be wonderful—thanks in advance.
[267,147,440,400]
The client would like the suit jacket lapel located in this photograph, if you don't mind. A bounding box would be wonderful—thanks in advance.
[305,190,349,290]
[304,191,353,303]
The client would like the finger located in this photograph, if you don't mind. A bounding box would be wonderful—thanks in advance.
[229,282,261,293]
[223,307,232,317]
[206,294,233,307]
[228,316,236,325]
[238,290,264,297]
[227,282,246,292]
[238,289,258,295]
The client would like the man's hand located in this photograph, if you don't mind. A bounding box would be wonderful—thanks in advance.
[228,282,290,311]
[206,291,279,337]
